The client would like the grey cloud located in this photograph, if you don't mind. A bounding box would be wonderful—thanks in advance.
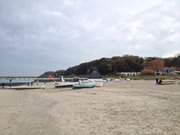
[0,0,179,75]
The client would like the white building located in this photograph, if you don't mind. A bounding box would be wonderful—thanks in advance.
[118,72,141,77]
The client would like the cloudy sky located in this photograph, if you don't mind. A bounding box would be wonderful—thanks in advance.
[0,0,180,75]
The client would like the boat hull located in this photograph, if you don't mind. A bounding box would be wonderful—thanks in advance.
[73,83,96,89]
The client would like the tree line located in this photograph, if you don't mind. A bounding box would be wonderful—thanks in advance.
[63,55,180,76]
[39,55,180,77]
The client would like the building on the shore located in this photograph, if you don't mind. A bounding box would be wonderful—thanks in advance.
[155,67,180,75]
[175,67,180,75]
[162,67,176,75]
[117,72,141,77]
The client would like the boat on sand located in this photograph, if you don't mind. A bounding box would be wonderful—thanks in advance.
[73,81,96,89]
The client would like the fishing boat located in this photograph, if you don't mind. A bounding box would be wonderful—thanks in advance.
[55,76,78,88]
[73,81,96,89]
[11,85,45,90]
[55,82,77,88]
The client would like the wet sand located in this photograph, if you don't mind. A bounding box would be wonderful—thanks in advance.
[0,80,180,135]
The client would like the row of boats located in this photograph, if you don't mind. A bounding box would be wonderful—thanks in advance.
[3,78,106,90]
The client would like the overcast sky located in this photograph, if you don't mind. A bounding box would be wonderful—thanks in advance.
[0,0,180,75]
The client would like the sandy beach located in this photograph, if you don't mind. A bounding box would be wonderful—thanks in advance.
[0,80,180,135]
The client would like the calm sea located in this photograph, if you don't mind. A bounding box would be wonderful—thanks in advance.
[0,78,34,83]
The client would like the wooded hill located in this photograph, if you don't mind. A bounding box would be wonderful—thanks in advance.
[40,55,180,77]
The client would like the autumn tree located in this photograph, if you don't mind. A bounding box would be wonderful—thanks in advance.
[147,59,165,72]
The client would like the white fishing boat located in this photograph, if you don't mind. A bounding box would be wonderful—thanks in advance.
[55,82,77,88]
[55,76,78,88]
[11,85,45,90]
[73,80,96,89]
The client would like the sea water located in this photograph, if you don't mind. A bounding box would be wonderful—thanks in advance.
[0,78,34,86]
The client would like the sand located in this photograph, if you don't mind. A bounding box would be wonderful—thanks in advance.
[0,80,180,135]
